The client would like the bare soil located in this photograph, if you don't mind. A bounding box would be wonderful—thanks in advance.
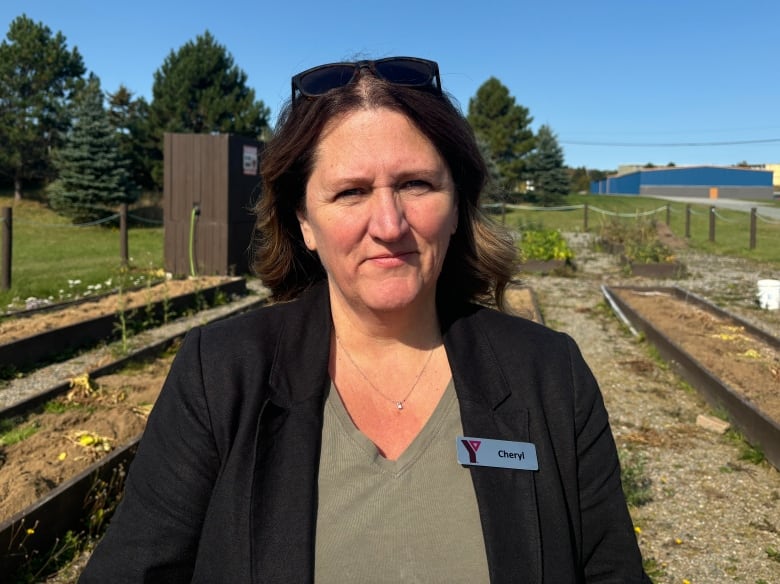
[0,355,174,523]
[0,276,235,525]
[611,289,780,421]
[0,276,232,345]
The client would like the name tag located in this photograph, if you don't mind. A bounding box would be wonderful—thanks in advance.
[456,436,538,471]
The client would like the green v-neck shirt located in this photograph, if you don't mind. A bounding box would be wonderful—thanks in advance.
[315,380,490,583]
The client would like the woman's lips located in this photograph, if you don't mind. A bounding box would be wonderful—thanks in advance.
[367,251,416,267]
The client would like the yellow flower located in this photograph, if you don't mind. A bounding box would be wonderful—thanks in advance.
[26,528,35,535]
[78,434,96,446]
[634,526,642,534]
[682,579,691,584]
[675,537,683,545]
[57,452,67,461]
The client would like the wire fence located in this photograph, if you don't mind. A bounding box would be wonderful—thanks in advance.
[5,213,163,228]
[486,200,780,253]
[488,201,780,223]
[1,199,777,292]
[712,210,739,223]
[0,204,164,291]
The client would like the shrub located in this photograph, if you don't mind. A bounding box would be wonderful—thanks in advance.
[598,217,675,264]
[518,228,574,263]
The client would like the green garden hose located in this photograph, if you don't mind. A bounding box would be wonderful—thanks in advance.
[189,205,200,277]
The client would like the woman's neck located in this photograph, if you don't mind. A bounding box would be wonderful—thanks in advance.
[328,288,442,349]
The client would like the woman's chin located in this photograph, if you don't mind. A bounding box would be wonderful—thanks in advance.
[353,282,434,316]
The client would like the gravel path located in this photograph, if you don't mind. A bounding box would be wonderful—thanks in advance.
[523,234,780,583]
[0,280,271,411]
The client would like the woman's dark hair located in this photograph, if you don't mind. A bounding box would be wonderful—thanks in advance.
[252,76,516,309]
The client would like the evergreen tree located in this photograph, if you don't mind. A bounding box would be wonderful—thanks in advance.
[107,85,156,191]
[48,77,138,223]
[569,166,591,194]
[528,125,570,206]
[589,168,611,182]
[0,15,85,200]
[467,77,534,197]
[147,31,270,187]
[477,137,504,204]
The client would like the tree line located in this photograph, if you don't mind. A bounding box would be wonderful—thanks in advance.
[0,14,610,223]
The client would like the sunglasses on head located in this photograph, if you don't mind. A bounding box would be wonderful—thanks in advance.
[291,57,442,103]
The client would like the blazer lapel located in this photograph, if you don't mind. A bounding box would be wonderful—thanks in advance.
[444,306,542,584]
[250,282,333,583]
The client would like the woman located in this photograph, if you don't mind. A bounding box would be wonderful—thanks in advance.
[81,57,649,582]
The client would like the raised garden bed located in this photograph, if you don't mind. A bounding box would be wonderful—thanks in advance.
[504,285,544,324]
[0,437,140,574]
[516,227,575,276]
[0,277,247,371]
[602,285,780,469]
[598,217,687,279]
[517,259,574,275]
[620,258,687,279]
[0,291,270,576]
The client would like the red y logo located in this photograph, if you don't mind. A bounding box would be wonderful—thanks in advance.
[461,439,482,463]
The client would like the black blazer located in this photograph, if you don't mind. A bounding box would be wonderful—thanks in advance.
[81,281,649,583]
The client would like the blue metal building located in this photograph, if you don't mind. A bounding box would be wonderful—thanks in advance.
[590,166,773,199]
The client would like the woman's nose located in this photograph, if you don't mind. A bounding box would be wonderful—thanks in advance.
[367,189,408,241]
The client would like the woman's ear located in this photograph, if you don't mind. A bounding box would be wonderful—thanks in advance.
[297,210,317,251]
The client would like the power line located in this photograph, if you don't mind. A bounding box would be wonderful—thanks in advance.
[562,125,780,137]
[561,138,780,147]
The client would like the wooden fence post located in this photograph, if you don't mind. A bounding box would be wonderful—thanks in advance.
[583,203,589,232]
[685,204,691,238]
[749,207,757,250]
[709,206,716,242]
[120,203,129,265]
[1,207,11,291]
[666,204,671,226]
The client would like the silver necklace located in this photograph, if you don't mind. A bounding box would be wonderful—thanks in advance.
[336,335,436,410]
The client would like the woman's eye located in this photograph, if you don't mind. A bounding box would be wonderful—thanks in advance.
[399,180,432,195]
[335,188,365,199]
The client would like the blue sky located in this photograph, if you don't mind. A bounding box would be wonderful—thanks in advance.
[3,0,779,171]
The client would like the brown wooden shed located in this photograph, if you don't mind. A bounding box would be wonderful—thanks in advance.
[163,133,262,276]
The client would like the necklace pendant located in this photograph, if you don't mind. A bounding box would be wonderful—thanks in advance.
[396,401,404,410]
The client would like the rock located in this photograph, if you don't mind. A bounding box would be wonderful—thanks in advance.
[696,414,731,434]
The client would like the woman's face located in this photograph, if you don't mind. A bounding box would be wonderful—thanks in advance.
[299,108,457,317]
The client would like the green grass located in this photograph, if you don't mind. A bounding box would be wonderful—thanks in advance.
[502,194,780,265]
[619,447,654,508]
[0,196,164,309]
[725,428,767,465]
[43,400,93,415]
[767,546,780,563]
[641,556,667,582]
[0,417,39,446]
